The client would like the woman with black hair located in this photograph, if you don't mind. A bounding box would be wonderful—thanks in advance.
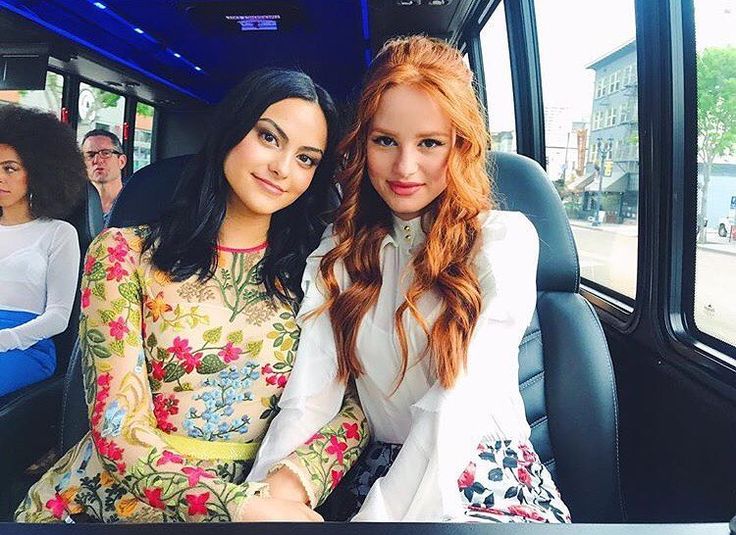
[0,105,86,396]
[16,69,367,523]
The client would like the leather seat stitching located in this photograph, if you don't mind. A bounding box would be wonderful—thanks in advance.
[529,415,547,428]
[519,371,544,391]
[581,297,625,518]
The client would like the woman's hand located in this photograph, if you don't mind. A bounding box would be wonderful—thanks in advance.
[265,466,310,504]
[236,496,323,522]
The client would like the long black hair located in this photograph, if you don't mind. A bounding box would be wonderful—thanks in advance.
[145,69,339,307]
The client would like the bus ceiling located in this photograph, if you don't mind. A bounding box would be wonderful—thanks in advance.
[0,0,483,108]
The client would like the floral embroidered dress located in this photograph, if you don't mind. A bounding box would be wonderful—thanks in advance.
[15,227,368,523]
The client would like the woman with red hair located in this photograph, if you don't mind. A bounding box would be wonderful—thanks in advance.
[249,36,570,523]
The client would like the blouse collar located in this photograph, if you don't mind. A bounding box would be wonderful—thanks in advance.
[385,213,426,253]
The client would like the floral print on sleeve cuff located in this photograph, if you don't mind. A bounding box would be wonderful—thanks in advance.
[275,384,369,508]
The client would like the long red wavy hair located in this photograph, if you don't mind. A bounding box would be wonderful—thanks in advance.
[318,35,494,389]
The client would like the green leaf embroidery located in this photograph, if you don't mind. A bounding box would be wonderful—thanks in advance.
[87,329,105,344]
[111,298,126,314]
[109,340,125,356]
[99,310,116,323]
[163,362,185,382]
[196,354,228,374]
[146,333,158,349]
[202,327,223,344]
[226,331,243,344]
[88,262,106,282]
[91,345,111,358]
[118,282,139,303]
[91,282,106,299]
[245,340,263,358]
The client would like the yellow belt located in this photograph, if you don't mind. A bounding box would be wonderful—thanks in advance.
[158,432,261,461]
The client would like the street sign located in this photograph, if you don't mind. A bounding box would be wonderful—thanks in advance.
[604,159,614,177]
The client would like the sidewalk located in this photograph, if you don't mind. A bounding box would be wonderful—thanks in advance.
[568,220,736,256]
[569,220,638,237]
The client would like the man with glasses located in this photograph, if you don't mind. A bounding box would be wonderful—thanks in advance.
[81,129,126,222]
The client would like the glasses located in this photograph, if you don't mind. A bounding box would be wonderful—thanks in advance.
[83,149,122,161]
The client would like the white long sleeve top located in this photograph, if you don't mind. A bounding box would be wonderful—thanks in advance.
[248,210,538,521]
[0,218,80,352]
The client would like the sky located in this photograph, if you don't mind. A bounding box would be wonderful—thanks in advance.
[479,0,735,134]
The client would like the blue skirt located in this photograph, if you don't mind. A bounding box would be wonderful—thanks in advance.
[0,309,56,396]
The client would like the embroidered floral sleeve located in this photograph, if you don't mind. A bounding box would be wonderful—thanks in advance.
[79,228,267,522]
[270,383,369,508]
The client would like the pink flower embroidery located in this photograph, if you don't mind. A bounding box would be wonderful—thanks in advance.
[261,363,273,375]
[182,466,214,487]
[325,436,347,465]
[144,487,166,509]
[105,262,128,282]
[330,469,343,489]
[156,450,184,466]
[83,255,96,275]
[108,317,129,340]
[45,493,68,519]
[153,393,179,433]
[167,336,191,358]
[180,352,202,373]
[218,342,242,363]
[81,288,91,309]
[107,242,129,263]
[151,360,165,381]
[185,492,210,515]
[507,504,547,522]
[517,467,532,487]
[342,422,359,440]
[458,462,476,489]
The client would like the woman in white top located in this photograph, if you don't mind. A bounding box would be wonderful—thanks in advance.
[248,36,571,523]
[0,105,85,396]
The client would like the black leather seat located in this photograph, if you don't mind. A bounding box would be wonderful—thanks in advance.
[491,151,624,522]
[0,182,103,519]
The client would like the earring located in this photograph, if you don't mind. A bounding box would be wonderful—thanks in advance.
[28,192,33,211]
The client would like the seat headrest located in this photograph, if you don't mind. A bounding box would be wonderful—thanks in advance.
[108,155,192,228]
[490,152,579,293]
[63,182,104,247]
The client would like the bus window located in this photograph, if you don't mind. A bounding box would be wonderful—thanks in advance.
[479,0,516,153]
[693,0,736,348]
[536,0,639,301]
[76,81,126,144]
[133,102,155,172]
[0,71,63,117]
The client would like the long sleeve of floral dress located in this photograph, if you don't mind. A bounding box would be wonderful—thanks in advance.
[77,227,367,522]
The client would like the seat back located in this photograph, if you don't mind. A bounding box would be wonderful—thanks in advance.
[492,152,624,522]
[53,182,105,373]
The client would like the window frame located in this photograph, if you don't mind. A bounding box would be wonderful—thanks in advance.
[673,0,736,363]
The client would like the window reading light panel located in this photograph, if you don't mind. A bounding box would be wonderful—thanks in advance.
[225,15,280,31]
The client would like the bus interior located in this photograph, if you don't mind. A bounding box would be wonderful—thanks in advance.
[0,0,735,531]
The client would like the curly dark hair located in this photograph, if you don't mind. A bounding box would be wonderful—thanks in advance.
[0,104,86,219]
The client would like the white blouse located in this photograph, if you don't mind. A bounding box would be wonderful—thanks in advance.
[248,210,539,521]
[0,218,80,352]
